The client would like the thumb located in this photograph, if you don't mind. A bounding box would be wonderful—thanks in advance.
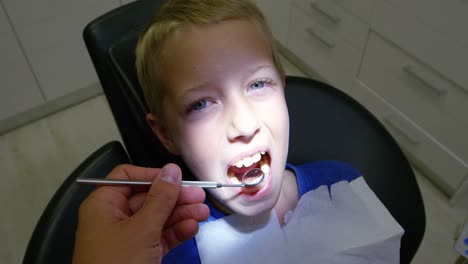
[138,163,182,228]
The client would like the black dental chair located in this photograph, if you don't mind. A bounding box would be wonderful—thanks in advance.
[23,0,425,263]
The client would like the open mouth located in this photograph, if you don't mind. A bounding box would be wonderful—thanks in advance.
[227,151,271,192]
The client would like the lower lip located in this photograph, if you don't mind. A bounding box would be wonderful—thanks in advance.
[239,169,272,201]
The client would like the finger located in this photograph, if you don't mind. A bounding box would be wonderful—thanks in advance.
[164,203,210,227]
[137,163,182,228]
[176,186,206,205]
[161,219,200,255]
[128,186,206,215]
[128,192,147,214]
[106,164,162,181]
[80,190,130,223]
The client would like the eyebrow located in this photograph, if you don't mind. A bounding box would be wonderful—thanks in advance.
[177,63,276,99]
[176,81,213,101]
[245,64,276,77]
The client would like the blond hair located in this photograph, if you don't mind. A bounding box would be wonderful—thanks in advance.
[135,0,284,117]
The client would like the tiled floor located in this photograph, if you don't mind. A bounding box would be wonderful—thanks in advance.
[0,95,122,263]
[0,55,466,263]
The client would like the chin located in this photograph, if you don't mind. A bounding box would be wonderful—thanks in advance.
[233,187,281,217]
[233,203,274,216]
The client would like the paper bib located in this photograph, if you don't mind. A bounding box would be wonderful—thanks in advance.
[195,176,404,264]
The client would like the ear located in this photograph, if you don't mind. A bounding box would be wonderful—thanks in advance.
[146,113,180,155]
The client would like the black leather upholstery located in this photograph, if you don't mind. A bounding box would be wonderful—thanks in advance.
[23,141,130,264]
[83,0,171,169]
[22,0,425,263]
[285,77,425,263]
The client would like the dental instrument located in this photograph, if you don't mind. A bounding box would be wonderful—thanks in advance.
[76,168,265,189]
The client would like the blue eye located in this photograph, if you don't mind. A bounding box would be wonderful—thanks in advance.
[190,100,208,111]
[249,81,265,90]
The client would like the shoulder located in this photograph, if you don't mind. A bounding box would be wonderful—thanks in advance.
[161,200,226,263]
[286,160,361,196]
[162,238,201,264]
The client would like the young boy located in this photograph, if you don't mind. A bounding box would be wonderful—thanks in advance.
[136,0,403,263]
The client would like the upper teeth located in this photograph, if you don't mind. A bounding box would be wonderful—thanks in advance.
[235,151,265,168]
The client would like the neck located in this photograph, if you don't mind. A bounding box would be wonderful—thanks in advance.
[274,169,299,226]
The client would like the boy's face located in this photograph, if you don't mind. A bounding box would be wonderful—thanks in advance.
[148,19,289,216]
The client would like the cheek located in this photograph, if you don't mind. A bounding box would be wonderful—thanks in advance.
[264,97,289,138]
[177,122,224,179]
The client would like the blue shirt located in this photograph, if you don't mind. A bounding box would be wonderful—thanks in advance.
[162,161,361,264]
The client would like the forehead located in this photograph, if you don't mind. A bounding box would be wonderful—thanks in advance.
[160,19,274,95]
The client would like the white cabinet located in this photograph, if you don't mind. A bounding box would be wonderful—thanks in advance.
[287,0,369,92]
[382,0,468,47]
[331,0,374,23]
[356,0,468,196]
[255,0,292,46]
[370,0,468,94]
[359,30,468,159]
[0,1,136,132]
[258,0,468,197]
[292,0,369,51]
[0,6,43,120]
[2,0,120,101]
[355,33,468,193]
[287,4,362,92]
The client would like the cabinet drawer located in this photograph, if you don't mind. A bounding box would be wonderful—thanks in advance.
[371,0,468,92]
[331,0,374,23]
[288,5,361,91]
[293,0,369,51]
[358,33,468,164]
[383,0,468,46]
[3,0,118,101]
[351,80,467,195]
[255,0,292,46]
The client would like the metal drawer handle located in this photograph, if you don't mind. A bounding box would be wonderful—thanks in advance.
[384,116,422,146]
[403,65,448,96]
[310,1,342,23]
[306,26,336,48]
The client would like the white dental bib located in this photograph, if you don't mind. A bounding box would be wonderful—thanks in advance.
[195,177,404,264]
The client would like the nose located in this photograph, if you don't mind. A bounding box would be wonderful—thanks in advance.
[226,97,260,143]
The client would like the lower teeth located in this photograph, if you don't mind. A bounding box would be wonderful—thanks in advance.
[260,164,270,175]
[230,177,241,184]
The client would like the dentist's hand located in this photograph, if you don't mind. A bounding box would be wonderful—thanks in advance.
[73,163,209,264]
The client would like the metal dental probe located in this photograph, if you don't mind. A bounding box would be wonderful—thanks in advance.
[76,168,265,189]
